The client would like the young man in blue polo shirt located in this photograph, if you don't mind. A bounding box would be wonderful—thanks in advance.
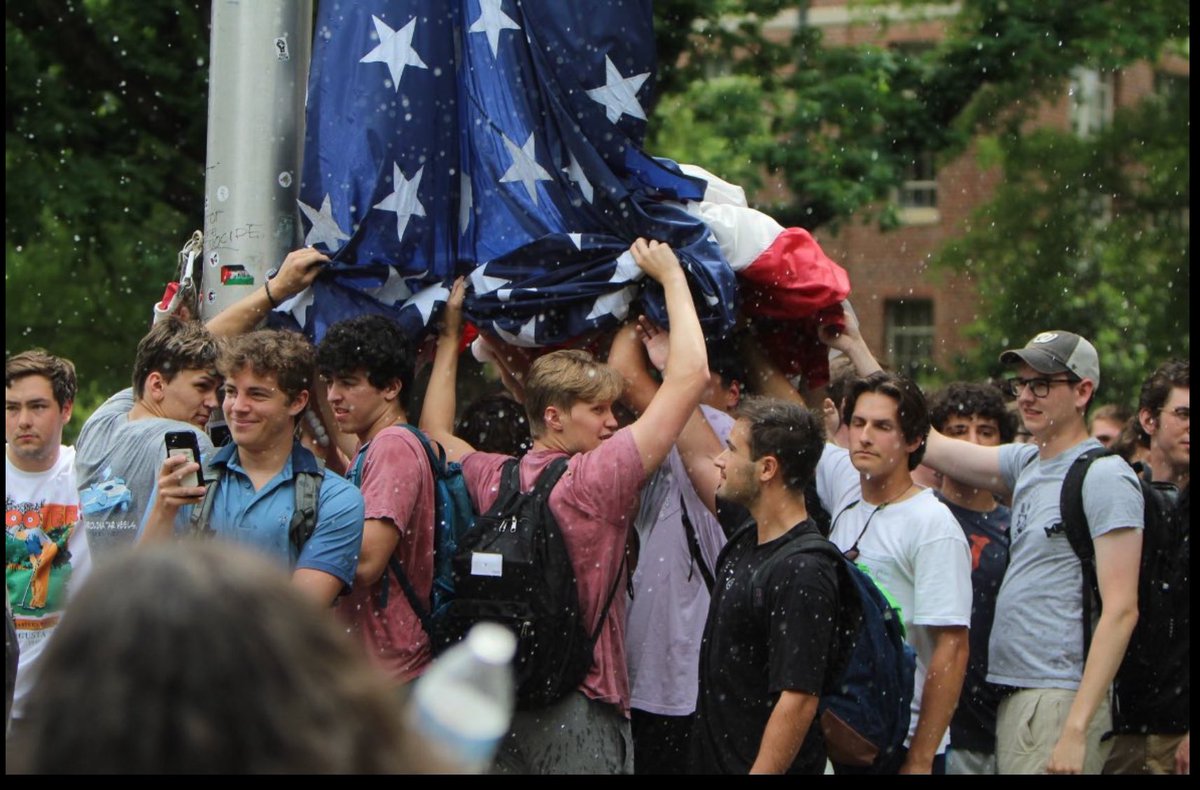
[139,330,364,606]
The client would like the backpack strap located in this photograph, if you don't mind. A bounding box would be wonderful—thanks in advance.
[590,548,628,648]
[188,446,322,556]
[679,495,716,592]
[372,426,447,633]
[188,461,225,538]
[288,461,324,556]
[1059,446,1116,662]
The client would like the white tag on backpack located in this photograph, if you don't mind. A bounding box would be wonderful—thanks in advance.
[471,552,503,577]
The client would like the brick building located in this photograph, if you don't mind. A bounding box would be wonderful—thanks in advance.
[760,2,1186,379]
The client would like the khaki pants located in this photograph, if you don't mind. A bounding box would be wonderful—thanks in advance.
[995,688,1112,774]
[1103,733,1185,775]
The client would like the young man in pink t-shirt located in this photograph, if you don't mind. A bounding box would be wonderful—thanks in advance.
[422,238,711,774]
[316,315,436,684]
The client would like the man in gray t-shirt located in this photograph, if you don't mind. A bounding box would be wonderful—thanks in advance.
[923,331,1143,775]
[76,318,220,559]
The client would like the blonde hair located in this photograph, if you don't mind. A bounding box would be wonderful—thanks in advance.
[524,349,624,437]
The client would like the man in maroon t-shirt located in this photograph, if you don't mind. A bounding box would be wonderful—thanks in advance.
[422,238,711,774]
[317,315,436,685]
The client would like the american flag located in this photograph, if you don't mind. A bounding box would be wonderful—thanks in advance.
[278,0,739,346]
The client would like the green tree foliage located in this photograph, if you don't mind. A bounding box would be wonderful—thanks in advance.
[650,0,1188,230]
[6,1,210,432]
[931,87,1190,405]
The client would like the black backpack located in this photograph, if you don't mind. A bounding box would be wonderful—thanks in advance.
[749,530,915,771]
[1059,447,1179,661]
[436,457,626,709]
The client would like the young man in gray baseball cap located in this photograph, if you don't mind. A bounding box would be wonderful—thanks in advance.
[999,331,1102,391]
[920,329,1143,774]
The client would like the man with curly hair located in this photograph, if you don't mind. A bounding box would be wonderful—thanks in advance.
[315,314,437,684]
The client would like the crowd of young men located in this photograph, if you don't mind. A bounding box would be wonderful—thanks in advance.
[5,238,1190,775]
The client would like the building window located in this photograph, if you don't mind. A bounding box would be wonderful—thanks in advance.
[895,151,939,225]
[1070,67,1114,137]
[885,298,934,378]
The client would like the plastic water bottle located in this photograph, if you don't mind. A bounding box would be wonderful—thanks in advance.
[404,623,517,774]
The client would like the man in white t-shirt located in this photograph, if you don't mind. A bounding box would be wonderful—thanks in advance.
[5,349,90,732]
[825,370,971,774]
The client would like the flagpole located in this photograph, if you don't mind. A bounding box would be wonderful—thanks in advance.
[200,0,313,320]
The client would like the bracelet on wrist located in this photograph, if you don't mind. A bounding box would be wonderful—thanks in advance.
[264,268,280,308]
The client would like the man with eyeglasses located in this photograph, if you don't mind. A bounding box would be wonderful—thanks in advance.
[922,331,1144,775]
[1106,359,1189,775]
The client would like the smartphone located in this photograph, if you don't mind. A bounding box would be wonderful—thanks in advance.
[164,431,206,488]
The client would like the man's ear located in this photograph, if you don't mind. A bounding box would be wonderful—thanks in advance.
[145,371,166,403]
[544,404,564,433]
[60,400,74,425]
[289,390,311,417]
[1074,379,1096,411]
[384,378,403,403]
[758,454,779,484]
[1138,407,1158,438]
[727,380,743,411]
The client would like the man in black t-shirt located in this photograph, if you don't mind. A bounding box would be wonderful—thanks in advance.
[691,397,844,774]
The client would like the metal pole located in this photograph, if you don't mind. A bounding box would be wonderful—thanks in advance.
[200,0,313,319]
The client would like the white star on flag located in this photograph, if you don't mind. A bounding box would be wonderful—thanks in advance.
[403,282,451,327]
[469,0,521,58]
[366,266,412,306]
[373,163,426,241]
[566,152,594,204]
[500,132,553,204]
[585,55,649,124]
[359,16,428,91]
[494,314,540,347]
[297,194,350,251]
[470,266,510,296]
[586,250,644,321]
[278,287,316,328]
[568,233,584,250]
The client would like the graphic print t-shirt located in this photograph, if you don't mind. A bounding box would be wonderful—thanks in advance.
[6,446,88,719]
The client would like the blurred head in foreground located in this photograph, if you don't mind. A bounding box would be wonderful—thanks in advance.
[10,542,411,774]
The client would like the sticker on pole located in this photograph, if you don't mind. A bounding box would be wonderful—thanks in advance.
[274,36,290,62]
[220,265,254,286]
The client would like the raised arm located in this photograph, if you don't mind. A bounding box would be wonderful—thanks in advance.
[474,334,534,405]
[625,240,710,476]
[645,317,726,512]
[817,299,882,377]
[739,335,807,406]
[206,247,328,338]
[923,430,1008,496]
[418,278,476,464]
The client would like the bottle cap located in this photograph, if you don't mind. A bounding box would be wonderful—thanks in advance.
[466,622,517,666]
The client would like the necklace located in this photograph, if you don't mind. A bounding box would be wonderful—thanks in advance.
[835,482,917,562]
